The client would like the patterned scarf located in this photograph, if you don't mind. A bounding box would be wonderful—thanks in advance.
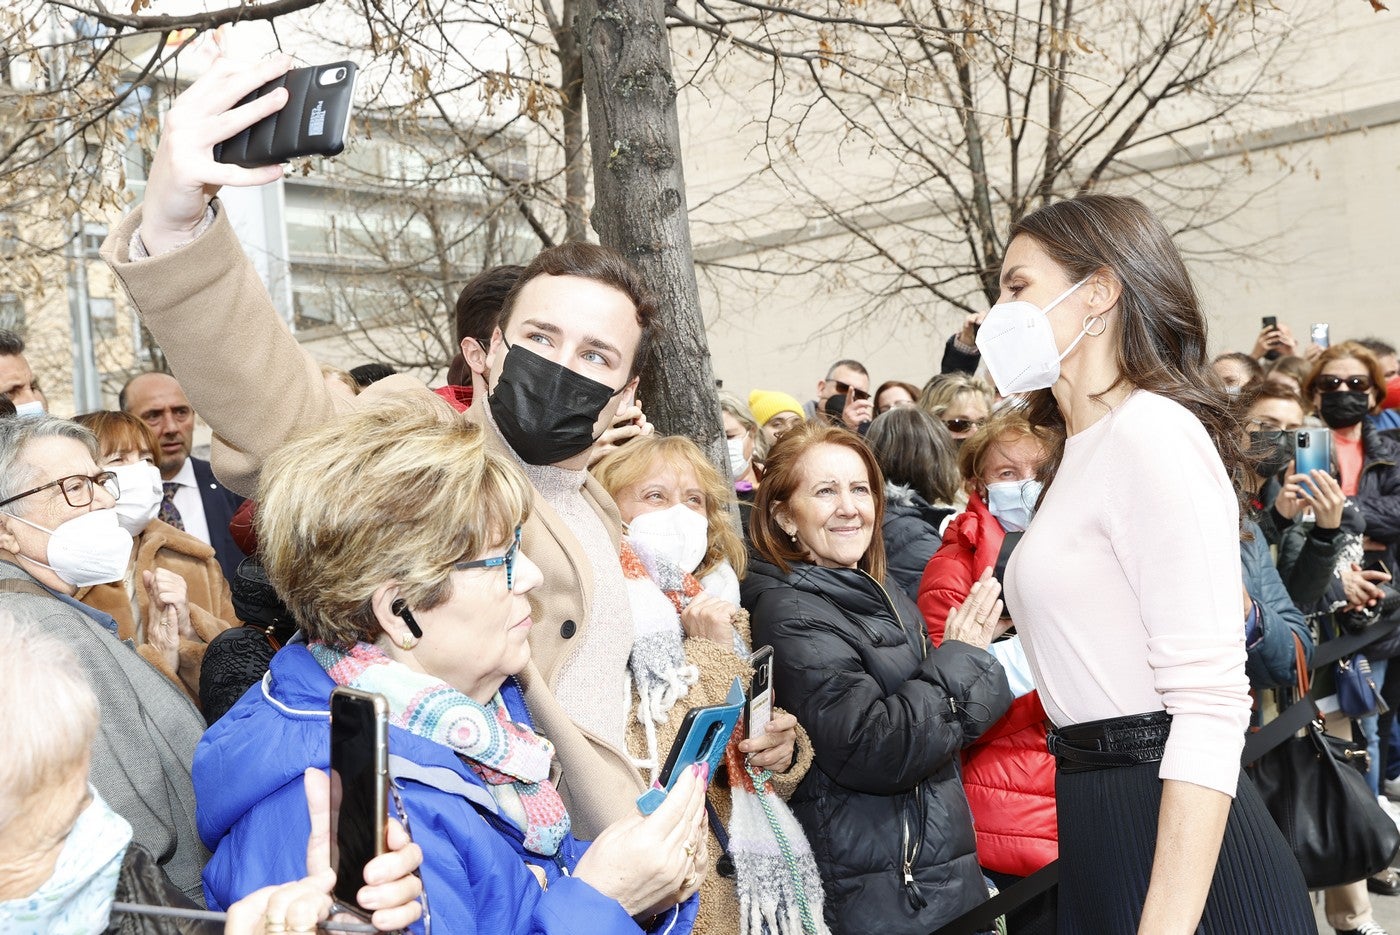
[310,641,570,856]
[621,538,701,735]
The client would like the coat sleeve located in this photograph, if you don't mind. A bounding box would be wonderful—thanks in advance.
[1241,530,1313,691]
[916,537,975,647]
[940,334,980,375]
[102,204,434,496]
[1283,525,1345,610]
[1356,457,1400,546]
[752,594,1010,796]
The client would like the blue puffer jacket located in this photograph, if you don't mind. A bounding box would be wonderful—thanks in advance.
[193,644,697,935]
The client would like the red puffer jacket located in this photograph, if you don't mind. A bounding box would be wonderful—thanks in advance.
[917,492,1058,876]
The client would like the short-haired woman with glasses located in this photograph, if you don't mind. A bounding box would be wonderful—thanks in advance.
[917,373,994,443]
[195,398,706,935]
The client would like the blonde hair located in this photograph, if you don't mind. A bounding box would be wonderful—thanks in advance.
[918,373,994,419]
[718,391,762,460]
[592,434,747,579]
[256,398,532,647]
[0,610,98,835]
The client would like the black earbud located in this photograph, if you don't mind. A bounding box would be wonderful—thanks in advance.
[390,598,423,639]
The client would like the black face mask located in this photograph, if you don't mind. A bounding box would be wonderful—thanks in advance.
[1248,430,1293,478]
[1318,391,1371,430]
[488,343,625,465]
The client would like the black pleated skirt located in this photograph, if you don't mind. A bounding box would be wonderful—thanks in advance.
[1056,763,1315,934]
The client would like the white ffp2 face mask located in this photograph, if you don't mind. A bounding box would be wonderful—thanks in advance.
[109,461,163,535]
[8,508,133,587]
[726,436,750,478]
[975,277,1092,395]
[627,503,710,573]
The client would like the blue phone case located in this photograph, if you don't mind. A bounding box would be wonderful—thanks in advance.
[636,678,745,815]
[1295,428,1331,493]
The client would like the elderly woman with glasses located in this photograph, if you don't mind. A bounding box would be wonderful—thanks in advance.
[0,415,209,900]
[73,410,238,708]
[194,399,706,935]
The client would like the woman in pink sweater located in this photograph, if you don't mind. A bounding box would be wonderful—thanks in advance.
[978,194,1312,934]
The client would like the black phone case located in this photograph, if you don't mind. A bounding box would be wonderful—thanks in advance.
[215,62,356,168]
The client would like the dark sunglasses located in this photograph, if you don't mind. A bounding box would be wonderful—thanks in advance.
[944,418,985,434]
[1313,374,1373,393]
[832,380,871,402]
[455,526,522,590]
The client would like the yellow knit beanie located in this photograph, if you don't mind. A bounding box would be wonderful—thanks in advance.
[748,389,804,428]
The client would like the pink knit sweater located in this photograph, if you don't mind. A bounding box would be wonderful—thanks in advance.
[1006,390,1250,797]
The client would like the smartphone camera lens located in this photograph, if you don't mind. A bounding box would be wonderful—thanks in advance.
[320,67,348,86]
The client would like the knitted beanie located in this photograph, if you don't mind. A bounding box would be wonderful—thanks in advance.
[748,389,804,429]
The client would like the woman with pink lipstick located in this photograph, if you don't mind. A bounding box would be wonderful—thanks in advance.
[193,399,706,935]
[740,421,1012,935]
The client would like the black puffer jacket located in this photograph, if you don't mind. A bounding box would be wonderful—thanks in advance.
[881,481,956,602]
[741,557,1012,935]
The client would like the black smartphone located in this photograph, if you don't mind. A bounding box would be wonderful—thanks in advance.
[1262,316,1278,330]
[215,62,357,168]
[329,686,388,912]
[747,646,774,740]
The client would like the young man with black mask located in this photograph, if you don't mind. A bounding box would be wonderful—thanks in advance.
[101,56,664,837]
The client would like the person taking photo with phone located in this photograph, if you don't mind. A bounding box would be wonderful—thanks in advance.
[195,400,706,934]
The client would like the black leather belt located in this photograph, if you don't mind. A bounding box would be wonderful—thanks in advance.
[1047,710,1171,774]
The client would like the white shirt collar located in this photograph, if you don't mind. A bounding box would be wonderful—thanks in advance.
[168,457,197,489]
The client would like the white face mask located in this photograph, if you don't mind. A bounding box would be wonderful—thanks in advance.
[627,504,710,574]
[8,509,133,587]
[13,400,44,419]
[109,462,162,535]
[984,479,1044,533]
[975,277,1092,395]
[726,436,749,478]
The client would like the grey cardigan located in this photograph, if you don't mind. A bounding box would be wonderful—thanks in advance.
[0,561,208,900]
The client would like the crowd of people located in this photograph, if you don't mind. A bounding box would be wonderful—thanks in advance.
[7,54,1400,935]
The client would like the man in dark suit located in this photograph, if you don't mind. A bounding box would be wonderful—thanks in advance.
[121,372,248,584]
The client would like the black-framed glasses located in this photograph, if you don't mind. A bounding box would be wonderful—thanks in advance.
[944,418,985,435]
[1313,374,1373,393]
[454,526,521,590]
[0,471,119,510]
[832,380,871,402]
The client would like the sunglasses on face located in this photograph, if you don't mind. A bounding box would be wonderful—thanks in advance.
[455,526,522,590]
[944,418,985,435]
[832,381,871,402]
[1313,374,1373,393]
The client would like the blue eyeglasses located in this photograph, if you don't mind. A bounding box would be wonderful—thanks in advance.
[455,526,521,590]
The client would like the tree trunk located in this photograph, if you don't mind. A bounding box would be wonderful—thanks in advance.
[576,0,725,468]
[556,0,590,244]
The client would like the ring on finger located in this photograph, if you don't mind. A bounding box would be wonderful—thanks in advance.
[263,918,287,934]
[683,840,697,859]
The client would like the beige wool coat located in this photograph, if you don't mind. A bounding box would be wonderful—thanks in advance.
[104,203,648,836]
[78,519,239,708]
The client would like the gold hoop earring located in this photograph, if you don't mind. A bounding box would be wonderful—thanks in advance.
[400,633,417,651]
[1083,314,1106,337]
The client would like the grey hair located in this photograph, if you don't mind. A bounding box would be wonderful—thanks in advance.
[0,329,24,357]
[0,609,99,833]
[0,416,99,508]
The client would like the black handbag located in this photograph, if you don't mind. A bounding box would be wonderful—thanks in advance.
[1248,634,1400,888]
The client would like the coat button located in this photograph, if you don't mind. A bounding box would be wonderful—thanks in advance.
[560,619,577,639]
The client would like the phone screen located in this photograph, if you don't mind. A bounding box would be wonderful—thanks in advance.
[1311,323,1330,349]
[747,647,774,739]
[330,689,387,909]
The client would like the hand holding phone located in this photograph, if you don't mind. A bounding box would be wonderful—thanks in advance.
[330,687,389,914]
[216,62,358,168]
[637,678,744,816]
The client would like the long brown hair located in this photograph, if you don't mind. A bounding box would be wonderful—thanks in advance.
[1010,194,1248,499]
[750,422,887,582]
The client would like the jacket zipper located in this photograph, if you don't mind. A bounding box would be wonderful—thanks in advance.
[860,570,927,660]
